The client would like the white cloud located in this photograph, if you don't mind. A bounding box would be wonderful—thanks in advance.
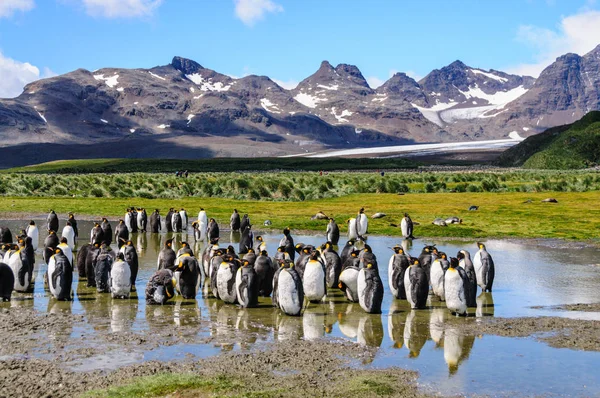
[0,52,52,98]
[234,0,283,26]
[81,0,162,18]
[273,78,298,90]
[507,9,600,77]
[0,0,34,18]
[365,76,384,89]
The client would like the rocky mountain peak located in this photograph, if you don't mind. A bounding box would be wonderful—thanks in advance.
[171,56,204,75]
[334,64,370,88]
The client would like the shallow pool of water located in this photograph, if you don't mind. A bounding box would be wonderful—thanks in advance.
[1,218,600,396]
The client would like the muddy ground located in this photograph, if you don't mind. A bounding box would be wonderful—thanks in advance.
[1,306,599,397]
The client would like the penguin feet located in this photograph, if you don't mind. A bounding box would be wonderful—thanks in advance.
[131,285,137,292]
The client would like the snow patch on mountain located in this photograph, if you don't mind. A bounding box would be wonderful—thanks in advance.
[470,69,508,83]
[317,84,339,91]
[294,92,326,108]
[331,107,352,123]
[260,98,281,114]
[149,71,166,81]
[93,74,119,88]
[508,131,524,140]
[37,112,47,123]
[459,84,528,105]
[411,101,458,127]
[187,114,195,125]
[186,73,231,92]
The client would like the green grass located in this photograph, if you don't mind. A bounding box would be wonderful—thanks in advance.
[1,157,416,174]
[496,111,600,169]
[2,191,599,240]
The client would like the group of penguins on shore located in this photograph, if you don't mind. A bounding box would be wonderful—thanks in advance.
[0,208,495,318]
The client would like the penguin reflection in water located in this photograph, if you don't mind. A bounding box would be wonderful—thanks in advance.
[146,269,176,305]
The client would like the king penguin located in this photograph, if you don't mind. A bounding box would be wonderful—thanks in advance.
[457,250,477,307]
[230,209,241,232]
[430,252,450,301]
[157,239,176,271]
[473,242,495,292]
[149,209,161,233]
[47,210,59,233]
[114,219,129,248]
[174,253,201,299]
[145,269,176,305]
[444,258,469,316]
[404,258,428,309]
[0,262,14,301]
[25,221,39,251]
[120,240,139,291]
[357,207,368,237]
[400,213,414,239]
[326,218,340,245]
[110,253,131,299]
[217,256,240,304]
[236,259,259,308]
[321,242,342,288]
[279,227,295,262]
[388,245,410,300]
[277,263,304,316]
[357,263,384,314]
[254,250,274,297]
[303,251,326,303]
[339,264,360,302]
[101,218,113,245]
[61,221,76,251]
[47,248,73,301]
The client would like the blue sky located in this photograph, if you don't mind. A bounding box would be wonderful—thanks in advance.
[1,0,600,97]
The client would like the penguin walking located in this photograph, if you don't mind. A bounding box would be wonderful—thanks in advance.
[321,242,342,288]
[401,213,414,239]
[145,269,176,305]
[137,209,147,232]
[68,213,78,240]
[157,239,176,271]
[239,225,253,255]
[473,243,495,292]
[174,254,201,299]
[47,248,72,301]
[7,245,31,292]
[47,210,59,233]
[217,257,240,304]
[110,253,131,299]
[326,218,340,246]
[339,265,360,302]
[230,209,241,232]
[0,262,14,301]
[303,251,326,303]
[85,243,101,287]
[357,208,368,237]
[149,209,161,233]
[444,258,469,316]
[277,264,304,316]
[279,227,295,262]
[61,222,76,250]
[25,221,39,251]
[90,222,105,245]
[179,208,188,230]
[457,250,477,308]
[236,259,259,308]
[430,252,450,301]
[120,240,139,291]
[101,218,113,245]
[404,259,428,309]
[254,250,274,297]
[114,219,129,248]
[357,263,384,314]
[95,244,114,293]
[388,245,410,300]
[165,208,174,233]
[347,218,358,241]
[171,212,183,233]
[207,218,219,242]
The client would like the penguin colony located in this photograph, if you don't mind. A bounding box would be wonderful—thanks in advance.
[0,208,495,319]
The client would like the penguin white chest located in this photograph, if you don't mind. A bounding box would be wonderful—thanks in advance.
[28,226,39,251]
[58,244,73,265]
[217,266,237,303]
[400,218,408,237]
[339,268,359,302]
[358,214,368,236]
[303,261,325,302]
[47,256,58,296]
[356,269,368,310]
[111,261,131,297]
[387,256,398,297]
[403,266,414,306]
[430,260,445,300]
[347,219,358,240]
[444,269,466,315]
[278,270,302,315]
[8,252,28,292]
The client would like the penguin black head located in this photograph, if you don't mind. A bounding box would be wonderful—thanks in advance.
[49,230,55,235]
[102,217,107,222]
[365,263,374,269]
[364,245,372,253]
[233,209,238,213]
[351,250,360,257]
[117,252,125,261]
[29,220,35,226]
[328,217,335,222]
[66,221,72,226]
[294,243,304,253]
[359,207,365,214]
[210,237,220,244]
[277,246,285,252]
[94,222,100,227]
[260,250,268,256]
[323,241,332,250]
[242,259,251,267]
[346,240,355,246]
[439,252,447,260]
[477,242,486,250]
[119,219,124,224]
[54,248,63,255]
[50,210,55,214]
[155,209,160,213]
[449,257,459,269]
[412,258,421,267]
[209,218,215,223]
[283,227,290,235]
[247,248,255,254]
[127,240,133,246]
[456,251,465,260]
[256,236,263,242]
[404,212,409,217]
[165,239,173,247]
[60,237,68,244]
[182,242,188,247]
[94,243,100,248]
[392,245,403,254]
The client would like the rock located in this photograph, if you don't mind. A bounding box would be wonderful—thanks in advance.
[541,198,558,203]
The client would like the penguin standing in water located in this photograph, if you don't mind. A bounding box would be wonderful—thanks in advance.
[7,242,31,292]
[236,259,259,308]
[271,260,288,308]
[321,242,342,288]
[473,243,495,292]
[130,208,139,233]
[136,209,147,233]
[165,208,174,233]
[339,264,360,302]
[357,208,368,237]
[209,250,226,298]
[359,245,378,270]
[174,253,201,299]
[68,213,78,240]
[76,244,92,278]
[457,250,477,308]
[239,225,253,255]
[0,227,12,244]
[254,250,274,297]
[404,258,429,309]
[176,241,194,258]
[124,209,134,233]
[171,211,183,233]
[197,208,208,226]
[61,221,76,250]
[201,238,220,279]
[357,263,384,314]
[47,210,59,233]
[240,214,250,232]
[340,240,356,266]
[242,248,257,265]
[19,236,35,286]
[192,221,207,243]
[230,209,241,232]
[157,239,176,271]
[47,248,72,301]
[120,240,139,291]
[430,252,450,301]
[347,218,358,241]
[110,253,131,299]
[207,218,219,242]
[145,269,176,305]
[254,235,267,253]
[418,245,437,282]
[303,251,326,303]
[279,227,295,262]
[114,220,129,249]
[217,257,240,304]
[388,245,410,300]
[95,244,114,293]
[343,249,361,272]
[400,213,414,239]
[0,262,14,301]
[101,218,113,245]
[26,221,39,251]
[90,222,105,245]
[43,230,59,265]
[277,263,304,316]
[58,237,73,265]
[444,258,469,316]
[326,218,340,245]
[149,209,161,233]
[84,243,101,287]
[179,208,188,230]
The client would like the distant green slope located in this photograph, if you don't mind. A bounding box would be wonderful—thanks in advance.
[495,111,600,169]
[2,157,417,174]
